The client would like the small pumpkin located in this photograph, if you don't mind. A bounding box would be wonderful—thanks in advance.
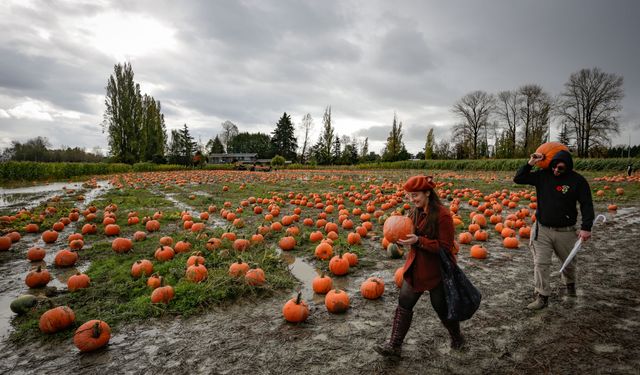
[282,292,309,323]
[151,285,174,304]
[279,236,296,251]
[104,224,120,236]
[186,252,206,267]
[394,267,404,288]
[329,255,350,276]
[27,247,46,262]
[54,249,78,267]
[131,259,154,278]
[312,272,333,294]
[325,289,350,313]
[74,320,111,352]
[314,242,333,260]
[111,237,133,253]
[503,236,519,249]
[245,267,266,286]
[232,238,250,252]
[25,266,51,288]
[42,230,59,244]
[470,245,488,259]
[67,272,91,292]
[39,306,75,333]
[186,261,208,283]
[228,259,250,277]
[174,240,192,254]
[154,246,175,261]
[360,277,385,300]
[146,274,162,289]
[387,243,404,259]
[343,252,359,266]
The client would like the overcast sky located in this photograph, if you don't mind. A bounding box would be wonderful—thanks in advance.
[1,0,639,156]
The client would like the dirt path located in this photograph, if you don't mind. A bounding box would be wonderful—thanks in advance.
[1,205,639,374]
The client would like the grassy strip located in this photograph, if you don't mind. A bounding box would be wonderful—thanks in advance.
[9,186,296,344]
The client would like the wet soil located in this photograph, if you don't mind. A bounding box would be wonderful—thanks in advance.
[0,198,638,374]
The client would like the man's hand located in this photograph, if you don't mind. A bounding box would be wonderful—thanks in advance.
[528,153,544,166]
[578,230,591,241]
[397,234,418,246]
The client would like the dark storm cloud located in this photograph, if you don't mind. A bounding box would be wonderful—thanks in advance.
[1,0,639,153]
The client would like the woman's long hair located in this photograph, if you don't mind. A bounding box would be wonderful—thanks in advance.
[424,189,443,238]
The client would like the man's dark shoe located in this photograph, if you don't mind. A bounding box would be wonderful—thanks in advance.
[527,294,549,310]
[442,320,465,350]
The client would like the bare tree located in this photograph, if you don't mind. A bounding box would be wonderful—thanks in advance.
[496,90,521,157]
[299,113,313,163]
[518,84,553,156]
[220,120,239,153]
[451,90,495,158]
[557,67,624,157]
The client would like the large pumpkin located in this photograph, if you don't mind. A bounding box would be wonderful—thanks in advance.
[534,142,569,169]
[383,216,414,243]
[39,306,75,333]
[74,320,111,352]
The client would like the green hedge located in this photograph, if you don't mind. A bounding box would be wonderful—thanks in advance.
[0,162,191,182]
[349,158,638,172]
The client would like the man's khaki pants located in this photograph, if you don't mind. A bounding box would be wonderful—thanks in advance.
[530,224,578,296]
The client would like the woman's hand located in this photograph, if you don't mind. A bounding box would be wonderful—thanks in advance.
[397,234,418,246]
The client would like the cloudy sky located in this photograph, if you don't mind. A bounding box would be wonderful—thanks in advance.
[1,0,639,156]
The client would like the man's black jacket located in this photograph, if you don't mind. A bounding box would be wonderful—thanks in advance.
[514,150,595,231]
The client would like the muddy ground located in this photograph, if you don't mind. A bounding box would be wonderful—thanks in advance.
[0,186,639,374]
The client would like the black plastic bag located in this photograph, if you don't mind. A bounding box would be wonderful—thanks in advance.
[438,248,482,321]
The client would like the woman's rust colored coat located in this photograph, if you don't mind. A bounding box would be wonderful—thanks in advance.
[402,205,455,292]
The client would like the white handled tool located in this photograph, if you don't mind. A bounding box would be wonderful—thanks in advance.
[559,214,606,273]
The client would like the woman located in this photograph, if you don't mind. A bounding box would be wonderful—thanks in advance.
[375,175,464,357]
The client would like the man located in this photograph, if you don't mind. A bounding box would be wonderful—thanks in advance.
[514,150,594,310]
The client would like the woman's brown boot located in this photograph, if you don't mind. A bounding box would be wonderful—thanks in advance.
[374,306,413,357]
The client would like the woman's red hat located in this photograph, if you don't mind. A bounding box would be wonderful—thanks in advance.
[403,175,436,192]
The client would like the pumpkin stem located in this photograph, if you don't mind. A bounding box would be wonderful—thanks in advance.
[36,265,42,272]
[295,292,302,305]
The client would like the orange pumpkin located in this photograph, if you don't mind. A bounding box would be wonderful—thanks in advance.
[383,215,414,243]
[42,230,59,244]
[229,259,250,277]
[312,272,333,294]
[67,272,90,292]
[131,259,154,278]
[534,142,570,169]
[278,236,296,251]
[39,306,75,333]
[111,237,133,253]
[245,267,266,286]
[151,285,174,304]
[314,242,333,260]
[186,261,208,283]
[470,245,488,259]
[394,267,404,288]
[360,277,385,299]
[25,265,51,288]
[329,255,349,276]
[27,247,46,262]
[325,289,350,313]
[54,249,78,267]
[282,292,309,323]
[74,320,111,352]
[154,246,175,261]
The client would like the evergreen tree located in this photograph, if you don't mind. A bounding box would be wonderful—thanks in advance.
[382,113,408,162]
[179,124,197,165]
[140,94,167,163]
[313,106,334,164]
[424,128,435,159]
[206,135,225,154]
[360,137,369,160]
[332,134,341,163]
[103,62,143,164]
[228,132,273,158]
[271,112,298,161]
[167,130,182,164]
[558,122,572,147]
